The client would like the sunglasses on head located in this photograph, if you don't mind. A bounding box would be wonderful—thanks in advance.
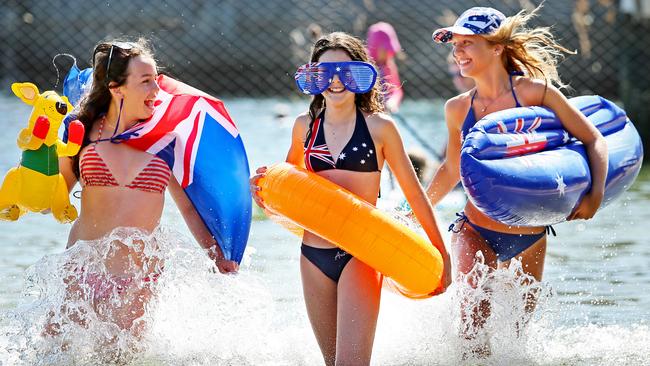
[294,61,378,95]
[93,41,135,86]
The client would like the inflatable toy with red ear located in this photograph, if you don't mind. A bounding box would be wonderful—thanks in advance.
[0,82,84,223]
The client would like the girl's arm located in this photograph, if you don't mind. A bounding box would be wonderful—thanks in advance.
[59,156,79,193]
[542,85,608,220]
[285,115,308,167]
[168,176,239,273]
[425,97,465,206]
[380,116,451,292]
[250,115,308,208]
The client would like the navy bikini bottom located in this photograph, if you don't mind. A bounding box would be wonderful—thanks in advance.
[301,244,353,283]
[449,212,556,262]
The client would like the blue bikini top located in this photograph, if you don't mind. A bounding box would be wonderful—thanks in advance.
[461,71,524,141]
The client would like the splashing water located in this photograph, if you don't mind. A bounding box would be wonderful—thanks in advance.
[0,221,648,365]
[0,227,282,365]
[1,95,649,365]
[443,251,552,364]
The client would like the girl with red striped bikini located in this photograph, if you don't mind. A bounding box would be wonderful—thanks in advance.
[51,39,237,337]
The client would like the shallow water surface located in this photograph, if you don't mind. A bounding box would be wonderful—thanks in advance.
[0,96,648,365]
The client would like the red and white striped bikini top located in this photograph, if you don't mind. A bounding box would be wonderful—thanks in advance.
[79,117,172,194]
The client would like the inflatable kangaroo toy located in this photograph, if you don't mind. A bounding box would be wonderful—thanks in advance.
[0,82,84,223]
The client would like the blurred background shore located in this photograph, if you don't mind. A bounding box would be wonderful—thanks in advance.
[0,0,648,155]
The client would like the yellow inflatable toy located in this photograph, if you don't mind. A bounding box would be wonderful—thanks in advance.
[0,82,84,223]
[256,162,444,298]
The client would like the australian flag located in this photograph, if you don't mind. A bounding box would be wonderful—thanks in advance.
[124,76,251,262]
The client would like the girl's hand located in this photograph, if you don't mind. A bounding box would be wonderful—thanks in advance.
[206,246,239,274]
[432,250,452,295]
[568,191,603,220]
[215,259,239,274]
[250,166,268,208]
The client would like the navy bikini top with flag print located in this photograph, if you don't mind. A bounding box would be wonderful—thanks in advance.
[304,109,380,173]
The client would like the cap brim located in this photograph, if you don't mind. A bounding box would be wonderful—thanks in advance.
[432,26,476,43]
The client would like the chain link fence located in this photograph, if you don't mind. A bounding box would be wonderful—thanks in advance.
[1,0,649,143]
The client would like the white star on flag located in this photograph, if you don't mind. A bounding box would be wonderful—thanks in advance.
[562,131,570,144]
[555,172,567,197]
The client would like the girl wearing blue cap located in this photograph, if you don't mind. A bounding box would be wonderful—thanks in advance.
[427,6,608,354]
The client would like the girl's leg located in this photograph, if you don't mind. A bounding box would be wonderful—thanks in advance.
[109,285,153,335]
[335,258,382,366]
[499,236,547,315]
[42,275,88,339]
[95,240,157,334]
[452,225,498,357]
[300,254,338,366]
[499,235,547,281]
[453,225,498,332]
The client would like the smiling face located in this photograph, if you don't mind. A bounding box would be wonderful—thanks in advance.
[317,49,356,107]
[114,55,159,120]
[450,34,499,78]
[39,91,72,125]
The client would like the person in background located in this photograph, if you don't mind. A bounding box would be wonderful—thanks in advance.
[434,52,476,163]
[290,23,323,70]
[447,51,474,94]
[367,22,404,113]
[407,148,433,184]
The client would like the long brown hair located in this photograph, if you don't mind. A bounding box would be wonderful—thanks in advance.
[305,32,384,140]
[482,5,575,88]
[72,38,155,178]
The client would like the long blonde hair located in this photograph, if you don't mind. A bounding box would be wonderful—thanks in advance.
[483,5,575,88]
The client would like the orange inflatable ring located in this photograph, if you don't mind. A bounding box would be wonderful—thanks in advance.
[257,162,443,298]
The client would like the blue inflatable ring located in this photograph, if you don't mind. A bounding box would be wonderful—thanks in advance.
[460,95,643,226]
